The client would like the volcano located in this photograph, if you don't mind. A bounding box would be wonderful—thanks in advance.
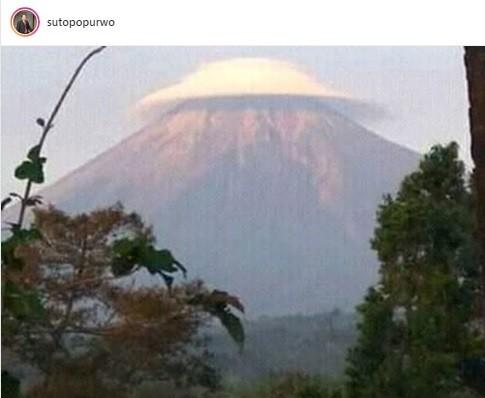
[34,91,419,315]
[11,58,422,314]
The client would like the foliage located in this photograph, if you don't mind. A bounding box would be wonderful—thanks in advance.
[264,373,342,398]
[213,373,343,398]
[24,364,125,398]
[191,290,245,350]
[1,46,244,396]
[1,47,106,396]
[345,143,485,398]
[14,145,47,184]
[3,205,243,394]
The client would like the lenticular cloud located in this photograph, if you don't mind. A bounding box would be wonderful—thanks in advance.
[137,58,349,110]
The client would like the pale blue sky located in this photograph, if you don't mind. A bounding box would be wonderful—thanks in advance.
[1,46,470,196]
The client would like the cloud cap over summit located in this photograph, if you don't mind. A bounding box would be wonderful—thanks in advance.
[137,58,349,110]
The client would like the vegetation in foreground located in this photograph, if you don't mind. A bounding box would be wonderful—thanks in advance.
[1,47,244,398]
[346,143,484,397]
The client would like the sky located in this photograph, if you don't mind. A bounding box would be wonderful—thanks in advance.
[1,46,470,197]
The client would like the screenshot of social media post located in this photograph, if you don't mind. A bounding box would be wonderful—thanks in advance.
[1,1,485,397]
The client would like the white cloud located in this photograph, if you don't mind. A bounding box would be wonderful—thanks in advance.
[137,58,349,110]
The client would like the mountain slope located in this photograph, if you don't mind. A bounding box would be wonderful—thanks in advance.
[33,95,420,315]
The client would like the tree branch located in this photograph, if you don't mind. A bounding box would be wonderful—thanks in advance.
[16,46,106,228]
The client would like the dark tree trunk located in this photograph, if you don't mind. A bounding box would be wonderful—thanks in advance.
[465,47,485,323]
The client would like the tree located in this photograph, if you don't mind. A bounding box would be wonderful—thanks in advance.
[2,47,107,397]
[464,46,485,327]
[345,143,483,398]
[1,46,245,396]
[4,205,243,395]
[345,288,395,397]
[265,373,342,398]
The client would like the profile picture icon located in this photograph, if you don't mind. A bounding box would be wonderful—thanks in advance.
[11,8,39,36]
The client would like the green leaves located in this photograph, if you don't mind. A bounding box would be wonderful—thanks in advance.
[27,144,42,160]
[112,237,246,349]
[111,236,246,349]
[3,281,44,320]
[11,226,42,242]
[14,145,47,184]
[112,237,186,287]
[2,227,42,270]
[346,143,481,398]
[15,160,44,183]
[144,248,187,277]
[2,226,45,321]
[2,239,26,270]
[111,237,144,276]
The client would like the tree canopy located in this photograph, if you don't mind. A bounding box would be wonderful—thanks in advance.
[346,143,484,398]
[3,205,244,396]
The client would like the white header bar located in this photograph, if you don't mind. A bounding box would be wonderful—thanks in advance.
[1,0,484,46]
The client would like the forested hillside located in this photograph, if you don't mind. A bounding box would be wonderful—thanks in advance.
[210,311,356,381]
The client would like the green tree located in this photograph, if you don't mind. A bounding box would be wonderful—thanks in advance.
[265,373,342,398]
[345,143,484,398]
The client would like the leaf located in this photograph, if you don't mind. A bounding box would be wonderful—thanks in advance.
[4,281,44,320]
[2,239,24,270]
[210,290,245,313]
[111,238,141,276]
[160,272,174,290]
[14,159,44,183]
[12,227,42,242]
[111,256,136,276]
[2,228,42,270]
[27,144,41,161]
[14,161,33,180]
[1,197,12,211]
[173,258,188,278]
[36,117,46,127]
[25,195,43,207]
[112,237,138,256]
[216,310,245,350]
[143,249,179,274]
[193,290,245,349]
[111,238,186,286]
